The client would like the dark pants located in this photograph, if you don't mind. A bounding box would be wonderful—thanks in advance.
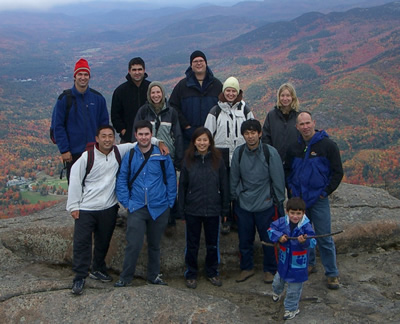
[120,207,169,283]
[66,153,83,184]
[72,204,118,280]
[235,204,277,273]
[184,215,220,279]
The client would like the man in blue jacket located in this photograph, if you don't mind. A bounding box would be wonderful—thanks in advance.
[114,120,177,287]
[169,50,222,150]
[53,58,109,182]
[285,111,344,289]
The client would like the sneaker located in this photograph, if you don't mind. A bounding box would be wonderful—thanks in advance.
[71,278,85,295]
[283,309,300,320]
[148,274,168,286]
[272,293,281,302]
[114,279,129,287]
[208,276,222,287]
[89,271,113,283]
[264,272,275,284]
[308,265,318,275]
[186,279,197,289]
[327,276,340,290]
[236,269,255,282]
[221,223,231,235]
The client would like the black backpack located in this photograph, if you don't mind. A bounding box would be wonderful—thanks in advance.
[50,90,76,144]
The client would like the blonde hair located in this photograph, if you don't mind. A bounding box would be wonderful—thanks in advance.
[276,83,299,111]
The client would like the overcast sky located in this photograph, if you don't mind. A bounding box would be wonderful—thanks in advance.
[0,0,241,11]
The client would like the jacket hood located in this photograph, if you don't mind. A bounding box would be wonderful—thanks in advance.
[147,81,166,111]
[298,129,329,145]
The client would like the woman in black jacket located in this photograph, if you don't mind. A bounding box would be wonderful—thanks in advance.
[178,127,229,289]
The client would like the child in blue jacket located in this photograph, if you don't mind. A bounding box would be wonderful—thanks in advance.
[268,197,316,320]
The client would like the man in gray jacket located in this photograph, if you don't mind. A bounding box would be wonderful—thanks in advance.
[230,119,285,284]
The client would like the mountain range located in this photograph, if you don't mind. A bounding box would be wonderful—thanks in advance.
[0,0,399,216]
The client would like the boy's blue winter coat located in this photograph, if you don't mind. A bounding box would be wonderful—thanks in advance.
[268,215,316,283]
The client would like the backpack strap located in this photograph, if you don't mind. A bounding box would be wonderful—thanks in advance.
[128,145,154,191]
[82,148,95,187]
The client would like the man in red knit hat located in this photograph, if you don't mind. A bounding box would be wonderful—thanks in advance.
[52,58,109,182]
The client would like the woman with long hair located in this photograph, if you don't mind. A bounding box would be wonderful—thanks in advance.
[178,127,229,289]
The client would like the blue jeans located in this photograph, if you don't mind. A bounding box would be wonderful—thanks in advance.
[120,207,169,283]
[272,272,303,312]
[307,197,339,277]
[235,204,277,273]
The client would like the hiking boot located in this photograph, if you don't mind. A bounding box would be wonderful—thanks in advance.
[89,271,113,283]
[327,276,340,290]
[221,223,231,235]
[272,293,281,302]
[114,279,129,287]
[308,265,318,275]
[236,269,255,282]
[283,309,300,320]
[71,278,85,295]
[148,274,168,286]
[208,276,222,287]
[186,279,197,289]
[264,272,275,284]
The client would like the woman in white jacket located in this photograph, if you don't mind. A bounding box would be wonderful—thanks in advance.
[204,76,254,233]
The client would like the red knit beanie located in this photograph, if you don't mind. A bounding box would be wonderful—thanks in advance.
[74,58,90,78]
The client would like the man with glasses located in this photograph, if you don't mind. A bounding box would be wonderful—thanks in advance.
[169,50,222,149]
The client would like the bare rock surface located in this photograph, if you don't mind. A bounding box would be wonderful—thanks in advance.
[0,183,399,323]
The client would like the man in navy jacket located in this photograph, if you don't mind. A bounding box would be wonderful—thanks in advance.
[285,111,343,290]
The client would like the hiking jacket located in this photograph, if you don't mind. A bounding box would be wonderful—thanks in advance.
[116,145,177,220]
[230,143,285,212]
[134,101,183,169]
[268,215,316,283]
[54,85,109,155]
[169,66,222,141]
[67,143,134,212]
[262,106,299,163]
[111,73,151,142]
[285,130,344,208]
[178,152,229,218]
[204,99,254,166]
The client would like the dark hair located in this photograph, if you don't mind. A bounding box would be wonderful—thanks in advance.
[134,120,152,133]
[240,119,262,135]
[129,57,145,69]
[185,127,221,170]
[286,197,306,212]
[96,125,115,136]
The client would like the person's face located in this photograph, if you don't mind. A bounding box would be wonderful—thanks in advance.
[296,113,316,141]
[150,86,163,105]
[279,88,293,109]
[95,128,115,154]
[74,71,90,91]
[135,127,152,149]
[224,87,238,103]
[243,130,261,149]
[194,133,210,155]
[287,209,304,224]
[129,64,145,83]
[191,57,206,75]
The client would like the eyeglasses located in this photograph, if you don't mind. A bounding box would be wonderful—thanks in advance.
[192,59,205,64]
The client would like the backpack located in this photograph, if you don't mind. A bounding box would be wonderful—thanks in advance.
[210,101,251,136]
[50,89,76,144]
[81,143,122,187]
[127,145,167,191]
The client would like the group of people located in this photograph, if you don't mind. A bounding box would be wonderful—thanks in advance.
[51,51,344,321]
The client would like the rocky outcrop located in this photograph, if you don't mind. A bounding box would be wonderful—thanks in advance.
[0,183,399,323]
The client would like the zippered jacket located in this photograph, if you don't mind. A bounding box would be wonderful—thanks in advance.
[111,73,151,142]
[54,85,109,155]
[268,215,316,283]
[169,66,222,141]
[116,145,177,220]
[178,152,229,218]
[204,100,254,166]
[285,130,344,208]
